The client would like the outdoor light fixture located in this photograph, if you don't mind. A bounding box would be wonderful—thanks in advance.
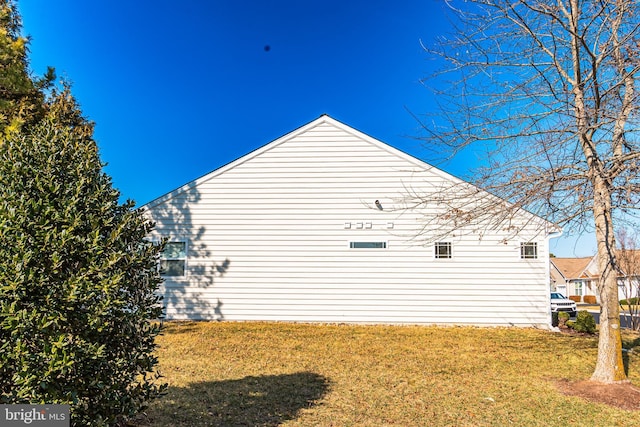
[375,200,383,210]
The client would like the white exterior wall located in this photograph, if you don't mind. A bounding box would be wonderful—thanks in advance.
[145,116,553,327]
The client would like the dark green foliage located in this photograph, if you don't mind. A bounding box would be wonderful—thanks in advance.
[620,297,639,306]
[571,311,597,334]
[0,92,166,426]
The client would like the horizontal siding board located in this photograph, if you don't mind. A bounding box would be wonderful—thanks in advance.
[147,116,553,327]
[161,285,546,293]
[176,261,544,270]
[209,171,424,180]
[160,287,547,297]
[175,267,544,276]
[163,297,546,307]
[162,298,547,309]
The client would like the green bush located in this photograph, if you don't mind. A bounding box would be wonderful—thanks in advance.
[0,95,166,426]
[571,311,597,334]
[620,297,639,306]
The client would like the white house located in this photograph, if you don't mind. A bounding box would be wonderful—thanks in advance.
[144,115,557,327]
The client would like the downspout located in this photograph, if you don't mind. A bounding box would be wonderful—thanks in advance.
[546,229,564,329]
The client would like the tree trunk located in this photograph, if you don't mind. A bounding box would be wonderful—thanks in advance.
[590,176,627,383]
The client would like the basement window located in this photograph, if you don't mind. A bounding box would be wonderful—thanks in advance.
[435,242,452,259]
[160,241,187,276]
[350,242,387,249]
[520,242,538,259]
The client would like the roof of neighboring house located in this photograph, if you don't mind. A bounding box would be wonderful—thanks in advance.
[550,257,596,280]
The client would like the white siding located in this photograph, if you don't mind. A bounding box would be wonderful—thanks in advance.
[145,116,552,327]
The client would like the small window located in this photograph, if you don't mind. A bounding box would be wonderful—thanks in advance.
[160,241,186,276]
[350,242,387,249]
[435,242,452,259]
[520,242,537,259]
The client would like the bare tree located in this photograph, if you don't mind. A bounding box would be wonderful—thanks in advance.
[417,0,640,383]
[616,228,640,330]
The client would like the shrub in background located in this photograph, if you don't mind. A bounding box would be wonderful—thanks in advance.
[620,297,639,306]
[572,311,597,334]
[0,93,166,426]
[583,295,597,305]
[569,295,582,303]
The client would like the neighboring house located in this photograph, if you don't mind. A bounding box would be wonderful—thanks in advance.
[550,257,598,300]
[143,115,558,327]
[616,249,640,302]
[550,250,640,303]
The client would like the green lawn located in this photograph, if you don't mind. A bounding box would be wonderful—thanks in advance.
[132,322,640,426]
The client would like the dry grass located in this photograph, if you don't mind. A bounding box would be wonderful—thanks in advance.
[132,322,640,427]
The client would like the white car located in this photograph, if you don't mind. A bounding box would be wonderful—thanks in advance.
[550,292,577,317]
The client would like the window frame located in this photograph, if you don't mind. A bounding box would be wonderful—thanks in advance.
[349,241,388,249]
[520,242,538,259]
[160,240,187,277]
[434,241,452,259]
[575,281,584,296]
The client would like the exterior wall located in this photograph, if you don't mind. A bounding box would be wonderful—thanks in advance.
[550,263,567,294]
[145,118,552,327]
[565,280,598,301]
[618,277,640,302]
[555,283,568,295]
[565,279,597,302]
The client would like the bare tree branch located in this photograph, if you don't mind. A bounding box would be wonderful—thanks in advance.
[418,0,639,384]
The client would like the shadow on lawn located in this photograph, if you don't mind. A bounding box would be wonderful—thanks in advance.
[135,372,330,427]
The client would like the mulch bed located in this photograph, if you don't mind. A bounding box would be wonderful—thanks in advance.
[556,379,640,411]
[554,325,640,410]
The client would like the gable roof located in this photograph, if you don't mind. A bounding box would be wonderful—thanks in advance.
[142,115,556,235]
[550,257,597,280]
[143,114,466,209]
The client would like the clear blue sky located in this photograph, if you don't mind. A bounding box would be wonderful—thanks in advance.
[19,0,595,257]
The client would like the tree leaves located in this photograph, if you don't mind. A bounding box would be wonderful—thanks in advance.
[0,68,166,427]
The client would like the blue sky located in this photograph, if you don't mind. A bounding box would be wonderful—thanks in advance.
[19,0,596,257]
